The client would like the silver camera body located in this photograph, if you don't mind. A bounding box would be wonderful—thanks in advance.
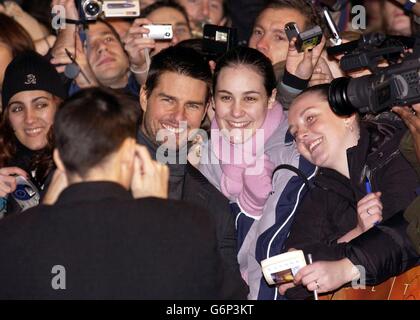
[80,0,140,20]
[143,24,173,40]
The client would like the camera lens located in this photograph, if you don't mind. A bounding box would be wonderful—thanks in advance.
[329,76,374,116]
[328,77,355,116]
[84,1,101,17]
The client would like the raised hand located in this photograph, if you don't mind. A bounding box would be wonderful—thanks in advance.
[0,167,28,197]
[131,144,169,199]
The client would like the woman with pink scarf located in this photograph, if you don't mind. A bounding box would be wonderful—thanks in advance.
[199,47,316,299]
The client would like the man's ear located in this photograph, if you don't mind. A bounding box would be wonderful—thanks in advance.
[268,88,277,109]
[53,149,66,172]
[140,86,148,113]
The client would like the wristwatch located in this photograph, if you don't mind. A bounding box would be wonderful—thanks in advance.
[403,0,417,11]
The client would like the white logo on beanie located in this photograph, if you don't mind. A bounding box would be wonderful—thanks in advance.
[24,74,37,85]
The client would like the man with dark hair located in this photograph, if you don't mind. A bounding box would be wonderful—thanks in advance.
[249,0,323,68]
[50,0,139,97]
[0,87,247,299]
[138,46,244,283]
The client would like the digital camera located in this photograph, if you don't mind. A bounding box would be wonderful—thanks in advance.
[11,176,40,212]
[76,0,140,21]
[285,22,323,53]
[143,24,173,40]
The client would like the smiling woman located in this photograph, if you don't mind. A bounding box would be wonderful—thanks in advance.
[282,84,419,299]
[0,50,66,216]
[199,47,316,299]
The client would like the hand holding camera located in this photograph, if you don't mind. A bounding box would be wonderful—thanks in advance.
[0,171,40,214]
[0,167,29,198]
[124,18,174,74]
[285,31,326,81]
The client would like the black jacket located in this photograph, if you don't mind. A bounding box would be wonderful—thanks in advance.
[284,120,419,299]
[0,182,248,299]
[137,131,240,275]
[345,212,419,286]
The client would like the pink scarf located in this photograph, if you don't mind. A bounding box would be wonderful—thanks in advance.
[211,102,283,217]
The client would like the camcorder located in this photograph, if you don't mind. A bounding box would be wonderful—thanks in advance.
[327,33,420,115]
[202,24,238,61]
[75,0,140,21]
[285,22,323,52]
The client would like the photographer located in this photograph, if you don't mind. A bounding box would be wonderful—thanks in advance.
[248,0,324,81]
[0,51,66,217]
[50,0,138,97]
[124,0,192,86]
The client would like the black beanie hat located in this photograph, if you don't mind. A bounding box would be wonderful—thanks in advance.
[1,50,67,108]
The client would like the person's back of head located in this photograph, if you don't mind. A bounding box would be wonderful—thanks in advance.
[54,87,140,183]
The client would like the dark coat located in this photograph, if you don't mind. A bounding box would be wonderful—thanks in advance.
[137,131,240,275]
[284,120,419,299]
[345,212,419,286]
[0,182,248,299]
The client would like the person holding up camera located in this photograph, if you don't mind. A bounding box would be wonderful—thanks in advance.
[0,50,66,218]
[124,1,192,86]
[50,0,139,97]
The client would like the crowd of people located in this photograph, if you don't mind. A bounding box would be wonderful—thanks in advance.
[0,0,418,300]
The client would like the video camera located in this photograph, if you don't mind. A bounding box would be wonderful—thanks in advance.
[75,0,140,21]
[285,22,323,53]
[326,33,420,115]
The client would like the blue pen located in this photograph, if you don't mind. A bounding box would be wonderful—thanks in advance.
[365,177,380,226]
[365,177,372,194]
